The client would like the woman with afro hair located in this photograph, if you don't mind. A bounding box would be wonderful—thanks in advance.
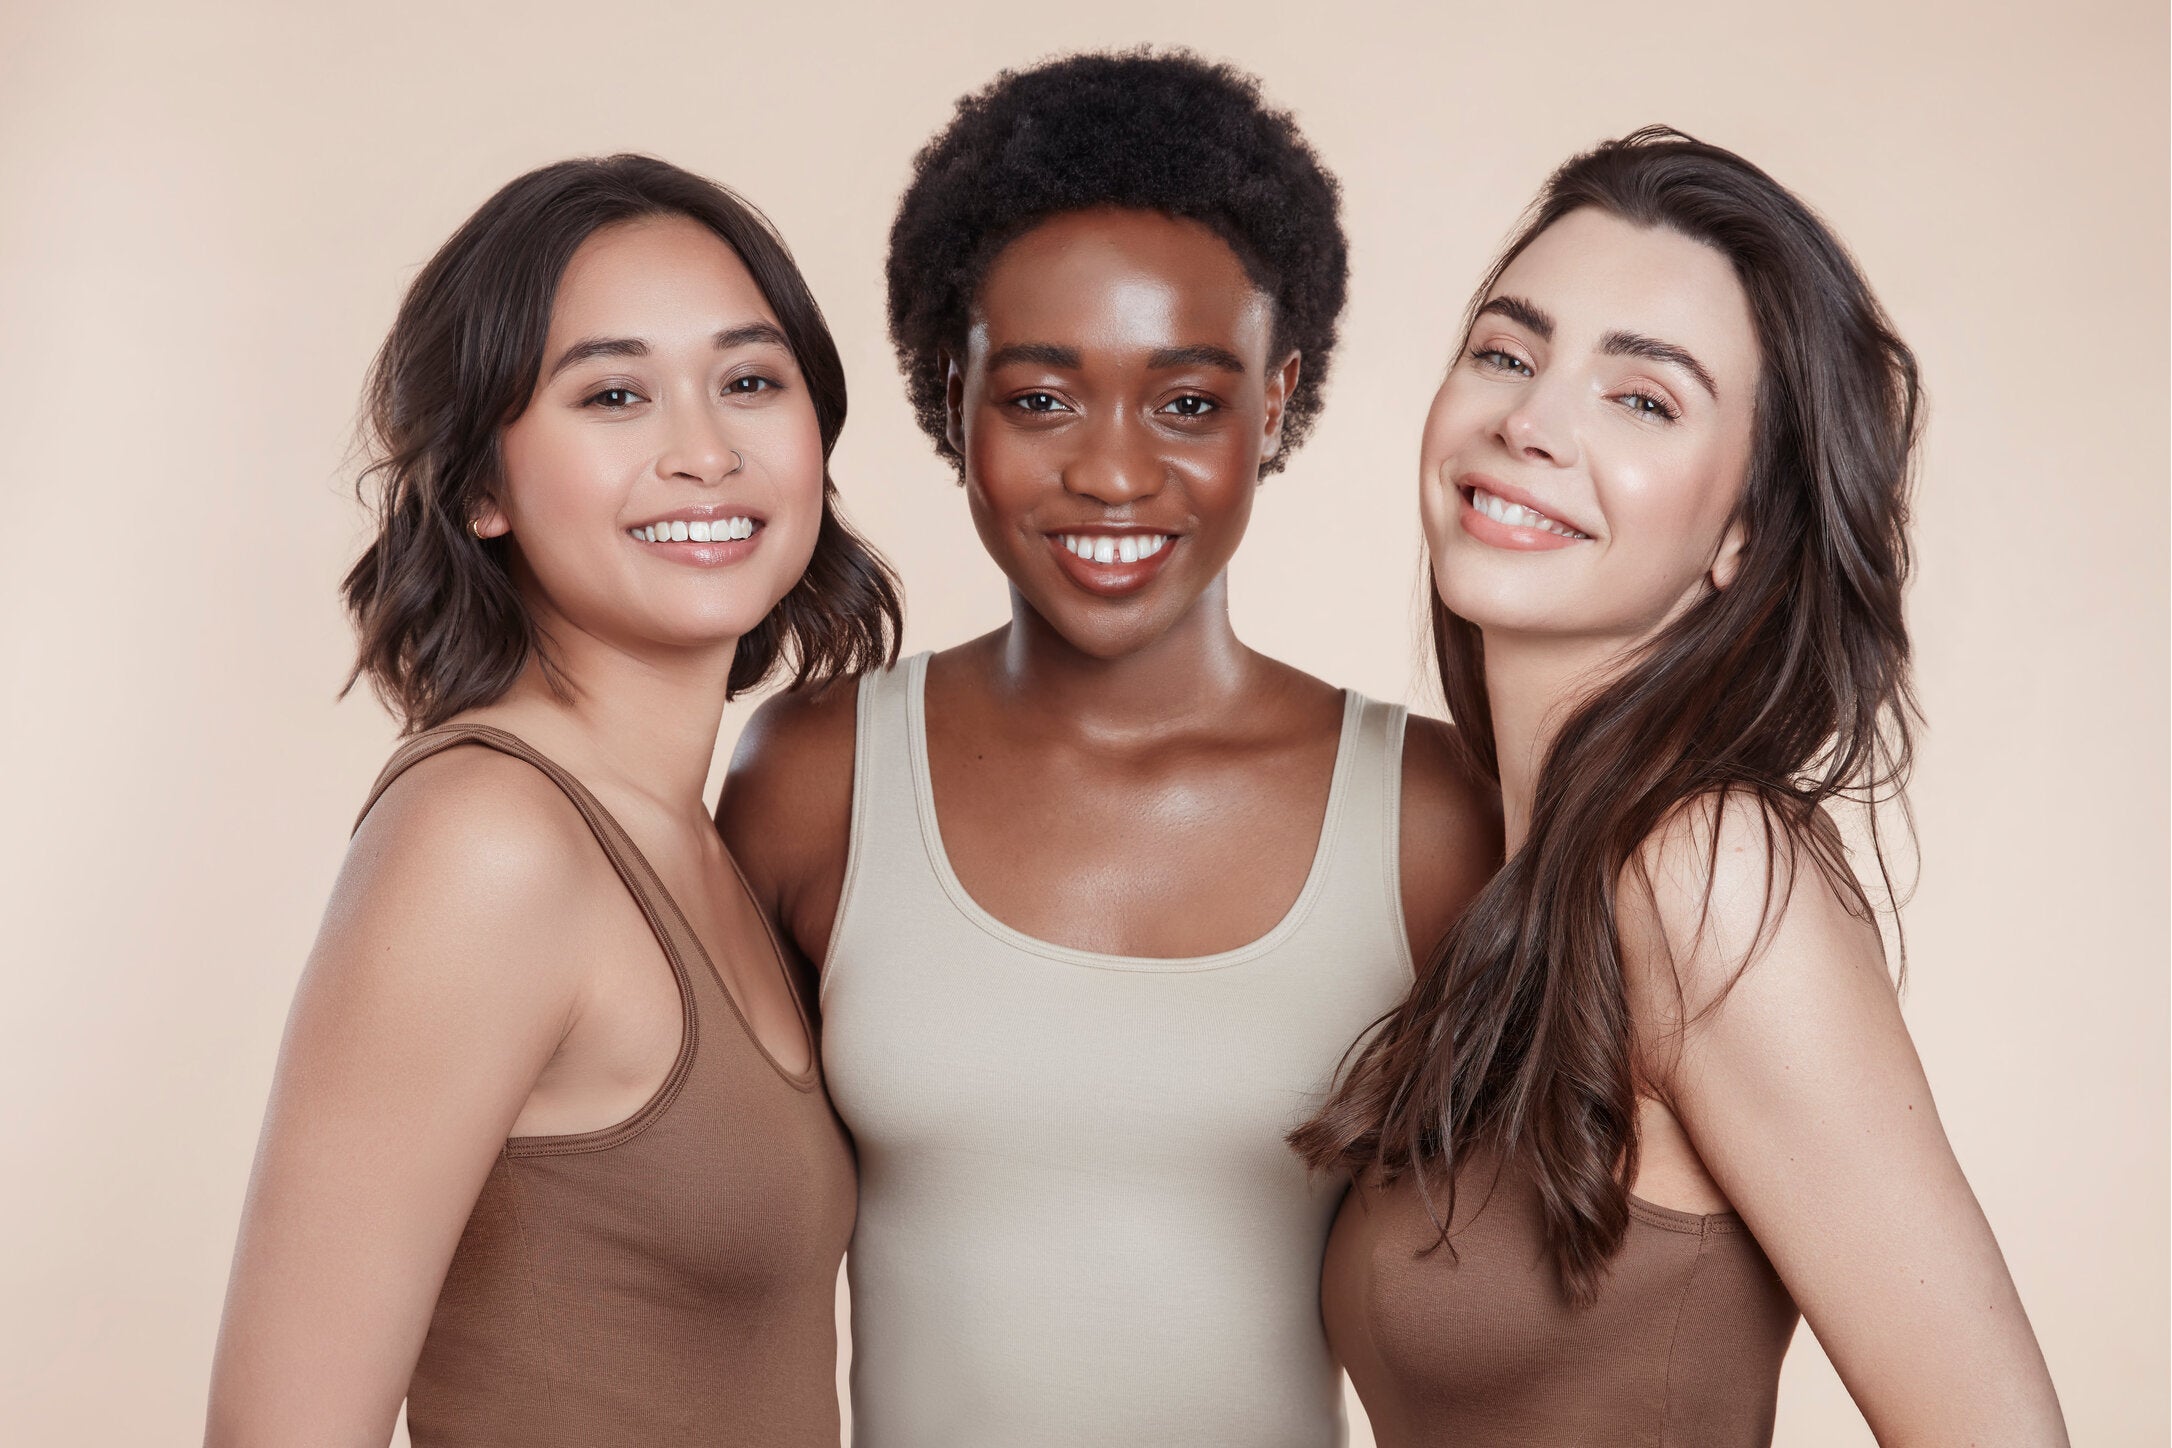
[720,51,1499,1445]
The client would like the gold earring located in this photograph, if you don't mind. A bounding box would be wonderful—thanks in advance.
[470,518,486,538]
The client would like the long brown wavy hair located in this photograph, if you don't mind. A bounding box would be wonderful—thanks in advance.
[1291,127,1922,1304]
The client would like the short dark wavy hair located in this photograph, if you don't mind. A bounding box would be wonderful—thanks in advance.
[343,155,901,731]
[886,49,1349,476]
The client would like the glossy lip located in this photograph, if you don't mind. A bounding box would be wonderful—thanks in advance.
[1455,471,1592,553]
[626,503,769,568]
[1042,526,1181,598]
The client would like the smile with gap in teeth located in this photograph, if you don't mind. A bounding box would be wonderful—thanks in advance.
[630,517,758,543]
[1467,488,1590,540]
[1054,532,1172,565]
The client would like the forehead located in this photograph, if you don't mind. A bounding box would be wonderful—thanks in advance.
[549,214,773,338]
[972,207,1272,354]
[1491,208,1759,386]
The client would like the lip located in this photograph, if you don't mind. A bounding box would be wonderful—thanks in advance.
[1454,472,1591,553]
[626,504,768,568]
[1042,527,1181,598]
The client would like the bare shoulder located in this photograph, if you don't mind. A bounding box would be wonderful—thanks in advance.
[1398,712,1505,967]
[717,680,858,858]
[1620,791,1888,1031]
[716,677,863,963]
[350,745,600,917]
[317,743,605,1030]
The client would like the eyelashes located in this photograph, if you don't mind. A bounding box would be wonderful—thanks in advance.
[579,374,785,410]
[1467,347,1682,424]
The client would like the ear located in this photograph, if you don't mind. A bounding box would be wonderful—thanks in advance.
[470,493,511,540]
[1709,515,1748,590]
[1260,350,1302,461]
[942,349,967,458]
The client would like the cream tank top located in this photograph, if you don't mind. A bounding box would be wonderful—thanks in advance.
[821,653,1416,1448]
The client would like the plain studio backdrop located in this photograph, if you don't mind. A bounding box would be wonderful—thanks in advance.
[1,1,2163,1443]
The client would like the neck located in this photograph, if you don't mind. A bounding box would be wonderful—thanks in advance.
[992,573,1255,741]
[483,602,736,818]
[1481,629,1627,854]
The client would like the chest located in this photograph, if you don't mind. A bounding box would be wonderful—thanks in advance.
[924,728,1341,959]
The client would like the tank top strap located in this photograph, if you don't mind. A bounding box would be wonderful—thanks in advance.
[1296,693,1413,966]
[826,655,947,990]
[354,724,711,998]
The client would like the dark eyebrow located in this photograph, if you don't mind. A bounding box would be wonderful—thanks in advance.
[986,342,1082,370]
[1147,344,1247,374]
[1475,294,1555,340]
[1600,329,1718,400]
[548,336,648,379]
[548,323,791,381]
[717,322,791,352]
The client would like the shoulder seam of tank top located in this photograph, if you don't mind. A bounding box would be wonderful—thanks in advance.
[820,659,910,1005]
[905,658,1369,973]
[1657,1217,1714,1437]
[352,724,705,1157]
[1379,701,1415,975]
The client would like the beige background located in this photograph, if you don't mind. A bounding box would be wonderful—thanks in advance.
[2,1,2163,1442]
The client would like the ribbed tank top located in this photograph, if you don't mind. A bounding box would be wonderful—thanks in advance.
[359,726,857,1448]
[821,654,1416,1448]
[1323,1153,1800,1446]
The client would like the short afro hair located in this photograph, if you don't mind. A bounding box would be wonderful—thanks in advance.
[886,49,1349,476]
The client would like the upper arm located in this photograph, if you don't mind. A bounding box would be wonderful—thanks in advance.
[715,680,859,971]
[1625,797,2065,1447]
[1397,712,1504,971]
[208,751,598,1447]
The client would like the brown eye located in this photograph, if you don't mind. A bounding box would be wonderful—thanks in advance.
[586,387,642,409]
[1161,395,1218,417]
[1471,348,1533,378]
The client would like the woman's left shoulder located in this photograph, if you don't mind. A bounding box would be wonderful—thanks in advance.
[1620,791,1889,1022]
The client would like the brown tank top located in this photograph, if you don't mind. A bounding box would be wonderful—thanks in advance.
[1322,1152,1800,1447]
[356,726,856,1448]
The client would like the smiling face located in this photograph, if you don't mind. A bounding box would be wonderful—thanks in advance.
[484,214,825,658]
[1421,207,1762,651]
[946,207,1300,659]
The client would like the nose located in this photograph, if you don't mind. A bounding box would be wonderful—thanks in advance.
[1061,413,1164,507]
[657,402,742,486]
[1496,376,1578,469]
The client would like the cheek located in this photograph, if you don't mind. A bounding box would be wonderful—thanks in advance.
[1597,448,1738,572]
[496,414,632,543]
[1417,378,1484,548]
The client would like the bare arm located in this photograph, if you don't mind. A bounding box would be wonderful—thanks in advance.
[1626,798,2066,1447]
[206,752,599,1447]
[1398,713,1505,971]
[715,680,858,976]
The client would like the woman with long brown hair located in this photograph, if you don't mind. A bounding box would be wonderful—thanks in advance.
[206,156,897,1446]
[1295,129,2066,1444]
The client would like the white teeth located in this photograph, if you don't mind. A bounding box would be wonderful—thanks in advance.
[1056,533,1171,562]
[1472,489,1588,540]
[632,516,756,544]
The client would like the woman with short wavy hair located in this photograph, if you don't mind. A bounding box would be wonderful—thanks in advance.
[207,155,897,1448]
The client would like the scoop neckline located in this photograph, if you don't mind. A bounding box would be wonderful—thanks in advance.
[903,651,1362,973]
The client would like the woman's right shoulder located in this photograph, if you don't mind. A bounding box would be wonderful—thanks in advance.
[348,742,603,921]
